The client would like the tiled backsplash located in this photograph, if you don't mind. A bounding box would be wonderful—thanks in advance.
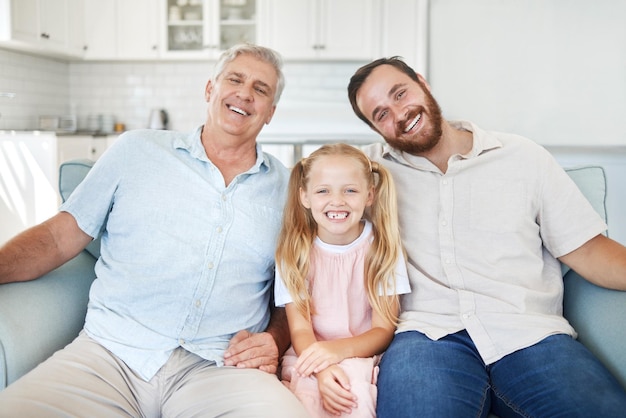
[0,47,366,132]
[0,49,70,130]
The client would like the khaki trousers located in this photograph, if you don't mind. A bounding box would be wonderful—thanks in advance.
[0,333,309,417]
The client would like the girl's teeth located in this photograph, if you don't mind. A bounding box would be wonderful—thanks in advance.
[327,212,348,219]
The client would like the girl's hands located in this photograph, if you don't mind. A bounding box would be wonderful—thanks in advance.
[295,341,344,376]
[316,365,357,416]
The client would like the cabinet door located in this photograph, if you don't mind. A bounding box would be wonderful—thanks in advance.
[39,0,68,50]
[164,0,259,59]
[164,0,213,57]
[84,0,117,59]
[264,0,378,61]
[57,136,93,164]
[89,137,109,160]
[318,0,379,60]
[10,0,39,44]
[217,0,259,51]
[264,0,317,59]
[67,0,86,56]
[117,0,160,59]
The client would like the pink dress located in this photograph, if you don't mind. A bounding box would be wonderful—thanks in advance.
[277,221,400,417]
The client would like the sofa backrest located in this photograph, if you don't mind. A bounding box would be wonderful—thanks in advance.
[58,159,100,259]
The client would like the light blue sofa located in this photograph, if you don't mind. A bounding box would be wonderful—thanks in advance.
[1,160,625,400]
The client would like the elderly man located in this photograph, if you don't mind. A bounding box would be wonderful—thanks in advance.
[0,44,308,417]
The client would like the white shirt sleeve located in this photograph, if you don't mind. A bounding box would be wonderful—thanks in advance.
[273,266,293,307]
[379,253,411,296]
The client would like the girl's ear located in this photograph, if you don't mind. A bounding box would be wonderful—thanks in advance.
[365,186,375,207]
[299,187,311,209]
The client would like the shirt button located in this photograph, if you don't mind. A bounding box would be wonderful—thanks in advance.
[195,299,201,308]
[221,194,227,201]
[208,262,214,269]
[445,259,451,264]
[216,226,223,233]
[442,180,449,185]
[179,338,185,345]
[441,220,448,226]
[462,313,471,319]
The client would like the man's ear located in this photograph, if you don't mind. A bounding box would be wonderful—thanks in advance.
[266,105,277,125]
[204,80,213,102]
[416,73,431,92]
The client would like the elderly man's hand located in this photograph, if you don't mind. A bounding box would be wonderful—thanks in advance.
[223,330,280,374]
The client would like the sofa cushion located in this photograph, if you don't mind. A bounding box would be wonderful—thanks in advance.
[564,165,607,223]
[561,166,607,275]
[58,159,100,259]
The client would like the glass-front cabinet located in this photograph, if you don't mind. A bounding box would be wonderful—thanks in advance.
[165,0,257,58]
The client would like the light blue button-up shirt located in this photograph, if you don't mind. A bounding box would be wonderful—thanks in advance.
[60,127,290,380]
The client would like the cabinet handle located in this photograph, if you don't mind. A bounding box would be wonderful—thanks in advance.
[40,33,50,39]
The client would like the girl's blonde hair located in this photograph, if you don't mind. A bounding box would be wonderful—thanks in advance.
[275,143,404,326]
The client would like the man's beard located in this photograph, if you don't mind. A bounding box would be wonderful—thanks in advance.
[384,89,444,156]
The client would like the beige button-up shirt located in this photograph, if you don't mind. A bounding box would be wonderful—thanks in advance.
[363,121,606,365]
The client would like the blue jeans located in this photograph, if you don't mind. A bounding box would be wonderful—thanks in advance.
[376,330,626,418]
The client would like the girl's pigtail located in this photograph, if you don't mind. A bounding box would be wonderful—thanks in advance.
[367,161,403,326]
[276,159,314,320]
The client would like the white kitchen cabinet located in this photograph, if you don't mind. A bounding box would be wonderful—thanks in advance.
[57,135,114,164]
[38,0,68,50]
[163,0,260,59]
[66,0,86,57]
[261,0,380,60]
[380,0,429,76]
[10,0,43,44]
[0,0,84,58]
[84,0,160,60]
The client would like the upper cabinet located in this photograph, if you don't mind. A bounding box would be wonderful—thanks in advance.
[163,0,260,59]
[84,0,160,60]
[2,0,430,65]
[0,0,84,58]
[261,0,380,60]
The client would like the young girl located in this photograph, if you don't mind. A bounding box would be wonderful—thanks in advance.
[274,143,410,417]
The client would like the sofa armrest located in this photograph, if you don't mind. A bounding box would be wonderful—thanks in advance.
[563,269,626,389]
[0,251,97,389]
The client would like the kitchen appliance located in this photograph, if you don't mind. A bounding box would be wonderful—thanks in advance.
[58,115,77,133]
[148,109,169,130]
[38,115,59,131]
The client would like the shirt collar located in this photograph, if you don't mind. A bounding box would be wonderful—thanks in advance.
[382,120,502,168]
[174,125,271,174]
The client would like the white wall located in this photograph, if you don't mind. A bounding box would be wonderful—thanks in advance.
[428,0,626,146]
